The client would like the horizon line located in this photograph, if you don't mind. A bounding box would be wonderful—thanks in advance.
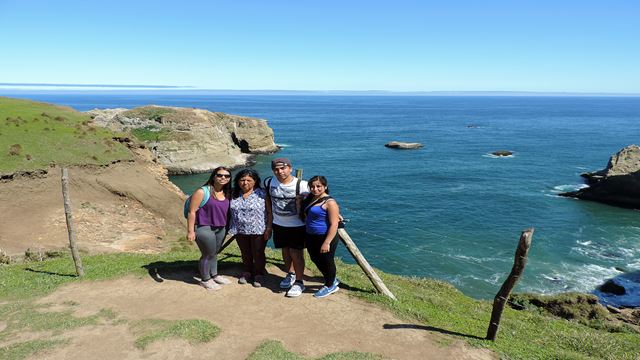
[1,83,639,96]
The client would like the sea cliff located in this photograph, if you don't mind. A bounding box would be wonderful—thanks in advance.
[560,145,640,209]
[87,106,279,174]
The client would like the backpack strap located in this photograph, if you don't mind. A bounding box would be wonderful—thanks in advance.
[263,176,273,190]
[199,185,211,207]
[304,196,332,214]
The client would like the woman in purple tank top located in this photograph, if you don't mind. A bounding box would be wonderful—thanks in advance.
[186,166,232,290]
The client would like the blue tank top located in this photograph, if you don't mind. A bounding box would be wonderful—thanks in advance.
[305,202,330,235]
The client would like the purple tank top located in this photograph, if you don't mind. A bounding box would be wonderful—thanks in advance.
[196,195,229,227]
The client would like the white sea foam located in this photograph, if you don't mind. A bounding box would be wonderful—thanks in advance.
[488,273,502,285]
[552,184,589,193]
[576,240,592,246]
[559,264,622,293]
[482,153,515,159]
[276,143,291,148]
[542,274,563,283]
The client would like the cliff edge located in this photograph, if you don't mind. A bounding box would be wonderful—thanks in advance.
[87,106,278,174]
[560,145,640,209]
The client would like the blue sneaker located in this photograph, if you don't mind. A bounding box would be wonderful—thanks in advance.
[333,278,340,287]
[314,284,339,298]
[279,272,296,289]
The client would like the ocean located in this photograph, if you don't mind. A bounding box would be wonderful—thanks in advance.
[5,92,640,305]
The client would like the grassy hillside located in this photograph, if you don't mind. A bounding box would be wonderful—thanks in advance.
[0,97,132,174]
[1,245,638,359]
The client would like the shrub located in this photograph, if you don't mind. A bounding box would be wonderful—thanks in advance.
[8,144,22,156]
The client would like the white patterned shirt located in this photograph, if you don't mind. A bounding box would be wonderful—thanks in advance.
[229,188,267,235]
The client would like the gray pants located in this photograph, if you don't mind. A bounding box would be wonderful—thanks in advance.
[195,226,226,281]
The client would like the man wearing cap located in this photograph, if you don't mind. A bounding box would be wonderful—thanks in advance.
[267,158,309,297]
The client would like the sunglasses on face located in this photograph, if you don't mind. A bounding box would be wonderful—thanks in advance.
[215,174,231,178]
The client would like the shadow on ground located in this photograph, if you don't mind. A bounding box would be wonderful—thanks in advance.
[142,253,374,296]
[383,323,485,340]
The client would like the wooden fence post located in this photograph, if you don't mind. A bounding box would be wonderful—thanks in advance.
[217,235,237,254]
[486,228,534,341]
[61,168,85,277]
[338,228,397,300]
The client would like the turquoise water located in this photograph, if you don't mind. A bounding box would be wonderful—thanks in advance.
[6,92,640,302]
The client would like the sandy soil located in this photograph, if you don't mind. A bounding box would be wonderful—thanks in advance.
[0,149,186,257]
[32,264,496,360]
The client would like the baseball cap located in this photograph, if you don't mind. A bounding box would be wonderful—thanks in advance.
[271,157,292,169]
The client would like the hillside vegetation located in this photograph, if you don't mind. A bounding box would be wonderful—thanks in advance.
[1,246,639,359]
[0,97,132,174]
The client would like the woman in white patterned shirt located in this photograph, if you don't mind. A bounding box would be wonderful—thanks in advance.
[229,169,273,287]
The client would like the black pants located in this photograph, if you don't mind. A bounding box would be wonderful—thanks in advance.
[236,234,267,277]
[305,232,338,287]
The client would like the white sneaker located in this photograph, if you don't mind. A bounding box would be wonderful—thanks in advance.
[200,279,221,291]
[213,275,231,285]
[286,282,305,297]
[279,272,296,289]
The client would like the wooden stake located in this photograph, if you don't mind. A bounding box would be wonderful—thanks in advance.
[486,228,534,341]
[61,168,85,277]
[338,228,397,300]
[217,234,237,254]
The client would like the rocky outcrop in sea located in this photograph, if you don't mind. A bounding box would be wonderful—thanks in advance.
[87,106,279,174]
[560,145,640,209]
[384,141,423,149]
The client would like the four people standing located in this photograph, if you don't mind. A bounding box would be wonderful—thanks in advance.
[187,158,341,298]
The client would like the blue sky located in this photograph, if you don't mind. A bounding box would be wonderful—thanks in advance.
[0,0,638,92]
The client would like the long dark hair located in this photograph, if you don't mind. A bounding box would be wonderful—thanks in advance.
[232,168,262,198]
[204,166,232,199]
[301,175,330,216]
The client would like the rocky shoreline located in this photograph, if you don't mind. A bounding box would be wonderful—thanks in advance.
[87,106,279,174]
[560,145,640,209]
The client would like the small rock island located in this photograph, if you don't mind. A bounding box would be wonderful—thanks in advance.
[491,150,513,157]
[384,141,423,150]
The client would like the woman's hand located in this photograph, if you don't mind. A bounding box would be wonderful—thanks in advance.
[187,231,196,241]
[263,227,272,241]
[320,242,331,253]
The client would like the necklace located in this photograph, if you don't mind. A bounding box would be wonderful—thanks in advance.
[212,187,225,200]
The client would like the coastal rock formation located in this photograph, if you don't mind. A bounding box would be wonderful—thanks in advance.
[384,141,423,150]
[491,150,513,157]
[87,106,278,174]
[560,145,640,209]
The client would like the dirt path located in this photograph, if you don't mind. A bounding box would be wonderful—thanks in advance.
[36,265,496,360]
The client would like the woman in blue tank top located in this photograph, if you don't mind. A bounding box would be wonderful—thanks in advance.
[303,176,341,298]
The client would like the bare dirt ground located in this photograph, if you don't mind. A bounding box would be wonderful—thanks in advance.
[34,263,496,360]
[0,150,186,257]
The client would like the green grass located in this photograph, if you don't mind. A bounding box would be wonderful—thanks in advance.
[122,106,176,122]
[0,301,116,343]
[0,339,68,360]
[132,319,220,349]
[131,125,173,142]
[0,97,132,174]
[0,246,639,359]
[247,340,383,360]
